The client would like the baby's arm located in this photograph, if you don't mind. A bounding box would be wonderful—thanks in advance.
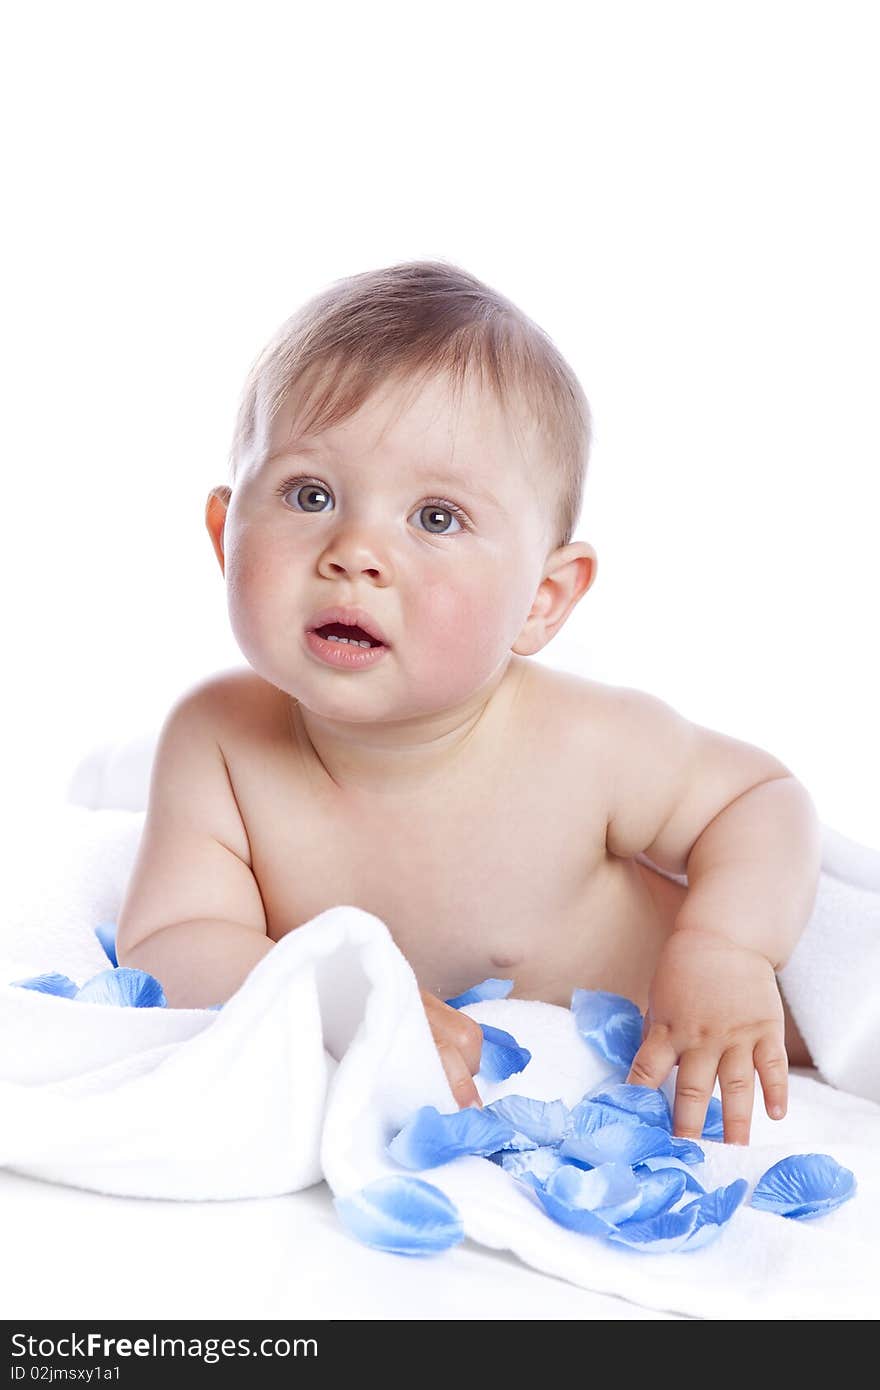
[601,687,822,1144]
[116,680,274,1007]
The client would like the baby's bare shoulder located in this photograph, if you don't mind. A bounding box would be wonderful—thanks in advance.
[170,665,285,745]
[520,661,637,744]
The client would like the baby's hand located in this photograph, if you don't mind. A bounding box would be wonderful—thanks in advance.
[625,927,788,1144]
[420,989,484,1109]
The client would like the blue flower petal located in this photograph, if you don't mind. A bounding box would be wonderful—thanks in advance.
[547,1162,643,1225]
[333,1176,464,1256]
[485,1096,569,1146]
[607,1205,700,1253]
[679,1179,748,1248]
[750,1154,857,1220]
[445,977,515,1009]
[93,921,118,967]
[701,1097,724,1141]
[520,1171,616,1237]
[571,989,644,1071]
[478,1024,531,1082]
[635,1156,707,1194]
[11,972,79,999]
[628,1167,689,1221]
[75,967,166,1008]
[562,1104,676,1168]
[499,1145,565,1184]
[588,1084,672,1131]
[667,1136,705,1165]
[388,1105,520,1169]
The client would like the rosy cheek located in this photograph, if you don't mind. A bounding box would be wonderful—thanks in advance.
[417,580,501,660]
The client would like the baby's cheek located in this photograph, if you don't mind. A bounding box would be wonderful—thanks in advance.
[419,581,506,670]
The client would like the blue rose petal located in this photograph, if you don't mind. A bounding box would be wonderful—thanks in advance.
[588,1084,673,1131]
[571,989,643,1071]
[12,972,79,999]
[499,1145,565,1184]
[678,1179,748,1249]
[334,1176,464,1256]
[667,1136,705,1165]
[445,977,514,1009]
[750,1154,857,1220]
[546,1162,643,1225]
[635,1156,707,1194]
[75,967,166,1008]
[485,1096,569,1146]
[388,1105,520,1169]
[93,921,118,967]
[607,1205,700,1253]
[628,1166,689,1221]
[562,1102,677,1168]
[519,1171,617,1237]
[478,1024,532,1082]
[701,1097,724,1141]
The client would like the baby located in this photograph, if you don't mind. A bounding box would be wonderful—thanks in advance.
[116,260,823,1146]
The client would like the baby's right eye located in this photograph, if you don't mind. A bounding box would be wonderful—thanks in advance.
[277,478,333,512]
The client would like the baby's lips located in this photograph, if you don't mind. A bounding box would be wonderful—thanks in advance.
[305,605,391,647]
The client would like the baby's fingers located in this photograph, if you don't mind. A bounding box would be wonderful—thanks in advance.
[671,1048,720,1139]
[626,1024,678,1092]
[754,1031,789,1122]
[435,1040,483,1110]
[717,1045,756,1145]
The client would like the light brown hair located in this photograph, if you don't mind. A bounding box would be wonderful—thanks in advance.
[226,260,591,550]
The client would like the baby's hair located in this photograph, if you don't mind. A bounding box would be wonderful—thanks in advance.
[227,260,591,550]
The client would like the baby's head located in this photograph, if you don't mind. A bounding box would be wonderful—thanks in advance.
[206,260,597,721]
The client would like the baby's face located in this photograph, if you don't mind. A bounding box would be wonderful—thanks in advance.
[216,369,558,720]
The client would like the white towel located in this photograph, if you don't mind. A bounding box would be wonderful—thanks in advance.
[0,806,878,1319]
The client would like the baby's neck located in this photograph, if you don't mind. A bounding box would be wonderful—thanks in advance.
[288,657,525,798]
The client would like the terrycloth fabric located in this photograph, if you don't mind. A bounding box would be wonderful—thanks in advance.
[0,902,878,1320]
[1,805,879,1317]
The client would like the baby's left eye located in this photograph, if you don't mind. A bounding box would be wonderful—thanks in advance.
[411,503,465,536]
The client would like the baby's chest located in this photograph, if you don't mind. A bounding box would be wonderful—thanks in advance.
[245,763,606,995]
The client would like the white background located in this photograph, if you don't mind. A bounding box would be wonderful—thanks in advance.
[1,1,878,846]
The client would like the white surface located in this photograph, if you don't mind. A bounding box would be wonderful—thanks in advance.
[0,1171,676,1321]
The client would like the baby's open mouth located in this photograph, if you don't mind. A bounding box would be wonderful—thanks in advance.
[313,622,385,649]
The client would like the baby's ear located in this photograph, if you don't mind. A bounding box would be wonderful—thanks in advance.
[205,486,232,568]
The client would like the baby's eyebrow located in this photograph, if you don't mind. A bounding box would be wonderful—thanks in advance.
[263,446,503,509]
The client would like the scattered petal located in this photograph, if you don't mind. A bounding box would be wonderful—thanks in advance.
[679,1179,748,1248]
[334,1176,464,1256]
[562,1104,675,1168]
[445,978,514,1009]
[635,1156,707,1194]
[571,989,643,1071]
[75,967,166,1008]
[93,921,118,967]
[520,1171,616,1237]
[607,1205,700,1253]
[11,972,79,999]
[388,1105,520,1169]
[499,1146,565,1184]
[667,1136,705,1165]
[628,1167,689,1221]
[485,1096,569,1146]
[478,1023,531,1082]
[588,1083,672,1131]
[750,1154,857,1220]
[546,1162,643,1225]
[701,1097,724,1141]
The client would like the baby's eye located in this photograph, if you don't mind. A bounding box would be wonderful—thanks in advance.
[410,503,465,536]
[279,480,333,513]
